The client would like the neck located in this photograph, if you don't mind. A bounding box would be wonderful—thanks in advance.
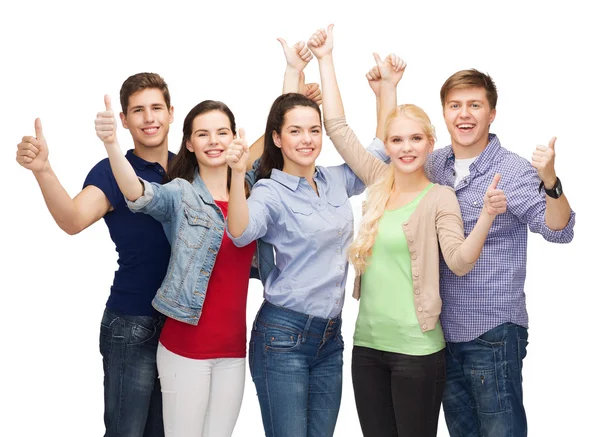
[452,133,490,159]
[282,162,316,182]
[133,143,169,170]
[198,164,229,201]
[392,168,430,193]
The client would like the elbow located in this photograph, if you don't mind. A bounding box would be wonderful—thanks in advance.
[60,222,84,236]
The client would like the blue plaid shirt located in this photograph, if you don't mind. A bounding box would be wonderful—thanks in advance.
[370,134,575,342]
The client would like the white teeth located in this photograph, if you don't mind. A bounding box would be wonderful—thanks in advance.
[297,148,313,153]
[458,124,474,129]
[206,150,222,156]
[143,127,158,134]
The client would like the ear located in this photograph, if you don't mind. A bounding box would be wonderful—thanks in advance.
[272,131,282,149]
[169,106,175,124]
[427,140,434,154]
[185,139,194,153]
[489,108,496,125]
[120,112,128,129]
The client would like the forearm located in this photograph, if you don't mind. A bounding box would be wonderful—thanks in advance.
[227,171,249,237]
[283,66,302,94]
[545,194,572,230]
[458,211,495,264]
[318,54,344,121]
[104,142,143,201]
[377,82,397,140]
[33,165,85,234]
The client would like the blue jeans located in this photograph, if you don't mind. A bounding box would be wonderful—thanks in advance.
[443,322,529,437]
[249,301,344,437]
[99,308,165,437]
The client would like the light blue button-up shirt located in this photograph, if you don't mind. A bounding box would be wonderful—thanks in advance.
[229,166,365,319]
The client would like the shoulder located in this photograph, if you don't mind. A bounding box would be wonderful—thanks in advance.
[430,145,452,163]
[428,184,460,211]
[86,157,113,178]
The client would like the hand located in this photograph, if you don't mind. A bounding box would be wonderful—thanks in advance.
[307,24,334,60]
[373,53,406,87]
[277,38,313,72]
[95,95,118,145]
[483,174,507,216]
[366,64,382,96]
[226,128,250,173]
[303,82,322,105]
[16,118,50,173]
[531,137,557,188]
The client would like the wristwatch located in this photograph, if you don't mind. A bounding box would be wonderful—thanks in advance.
[538,177,563,199]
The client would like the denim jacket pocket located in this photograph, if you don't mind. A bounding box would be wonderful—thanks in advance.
[179,208,212,248]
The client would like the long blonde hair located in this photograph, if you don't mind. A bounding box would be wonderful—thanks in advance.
[348,104,436,274]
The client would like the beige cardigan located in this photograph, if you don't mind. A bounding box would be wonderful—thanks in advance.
[325,116,476,332]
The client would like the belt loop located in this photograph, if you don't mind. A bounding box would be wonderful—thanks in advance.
[302,316,313,344]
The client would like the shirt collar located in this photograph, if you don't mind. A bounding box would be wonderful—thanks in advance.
[445,134,501,174]
[125,149,174,171]
[270,168,320,191]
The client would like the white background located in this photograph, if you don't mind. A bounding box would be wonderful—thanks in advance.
[2,1,598,435]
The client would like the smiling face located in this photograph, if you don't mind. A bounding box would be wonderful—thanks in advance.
[273,105,322,176]
[186,110,234,169]
[385,114,434,175]
[443,87,496,158]
[120,88,174,149]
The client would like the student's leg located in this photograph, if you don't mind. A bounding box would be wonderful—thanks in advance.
[100,308,164,437]
[351,346,397,437]
[443,323,528,437]
[389,349,446,437]
[202,358,246,437]
[306,323,344,437]
[156,343,212,437]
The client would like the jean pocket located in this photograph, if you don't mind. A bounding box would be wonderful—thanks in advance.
[474,324,508,347]
[265,327,302,352]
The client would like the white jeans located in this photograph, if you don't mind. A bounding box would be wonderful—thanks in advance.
[157,342,246,437]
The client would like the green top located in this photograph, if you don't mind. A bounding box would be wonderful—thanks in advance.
[353,183,445,356]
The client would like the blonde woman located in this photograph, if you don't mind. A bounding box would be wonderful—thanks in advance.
[310,25,507,437]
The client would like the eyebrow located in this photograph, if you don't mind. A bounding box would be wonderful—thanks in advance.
[286,125,321,129]
[447,99,484,104]
[129,103,166,111]
[193,127,231,134]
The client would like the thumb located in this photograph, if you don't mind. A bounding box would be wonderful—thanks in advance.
[327,23,334,35]
[373,52,384,67]
[104,94,112,111]
[238,128,246,141]
[488,173,501,190]
[277,38,289,51]
[34,118,44,140]
[548,136,556,151]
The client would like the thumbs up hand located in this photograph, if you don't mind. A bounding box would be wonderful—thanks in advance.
[307,24,334,60]
[16,118,50,173]
[226,128,250,173]
[373,52,406,88]
[483,173,507,216]
[531,137,557,189]
[278,38,313,72]
[95,95,118,145]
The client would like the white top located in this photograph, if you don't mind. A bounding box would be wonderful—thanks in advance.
[454,156,478,188]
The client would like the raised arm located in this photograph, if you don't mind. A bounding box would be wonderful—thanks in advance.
[16,118,111,235]
[531,137,573,232]
[226,129,251,238]
[373,53,406,141]
[95,95,144,201]
[439,174,507,275]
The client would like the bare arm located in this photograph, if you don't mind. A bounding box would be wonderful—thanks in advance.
[16,118,111,235]
[226,130,251,237]
[374,53,406,141]
[95,95,144,201]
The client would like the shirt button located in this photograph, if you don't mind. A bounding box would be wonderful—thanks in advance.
[338,230,342,236]
[414,288,420,295]
[335,299,340,305]
[339,265,343,270]
[473,201,478,206]
[413,271,419,277]
[411,254,417,260]
[421,323,427,330]
[417,306,423,312]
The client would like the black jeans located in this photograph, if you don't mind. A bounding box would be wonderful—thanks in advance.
[351,345,446,437]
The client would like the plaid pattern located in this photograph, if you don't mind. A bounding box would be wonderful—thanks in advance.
[426,134,575,342]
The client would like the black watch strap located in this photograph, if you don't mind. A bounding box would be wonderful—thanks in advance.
[538,177,563,199]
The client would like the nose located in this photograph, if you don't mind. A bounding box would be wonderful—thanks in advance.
[301,131,311,144]
[144,108,155,123]
[209,132,218,145]
[459,105,470,118]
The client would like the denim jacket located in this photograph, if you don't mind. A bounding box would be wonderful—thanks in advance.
[127,163,274,325]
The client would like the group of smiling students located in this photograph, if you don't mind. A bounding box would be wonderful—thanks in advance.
[17,24,575,437]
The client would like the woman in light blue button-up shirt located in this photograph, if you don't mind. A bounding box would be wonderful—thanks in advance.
[225,39,372,437]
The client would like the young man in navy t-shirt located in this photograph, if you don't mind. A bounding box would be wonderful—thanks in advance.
[16,72,174,437]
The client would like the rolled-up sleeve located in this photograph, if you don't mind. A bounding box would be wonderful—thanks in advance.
[126,178,181,223]
[508,164,575,243]
[227,182,280,247]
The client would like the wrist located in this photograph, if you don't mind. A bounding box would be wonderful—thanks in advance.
[317,53,333,62]
[543,175,557,190]
[32,161,52,176]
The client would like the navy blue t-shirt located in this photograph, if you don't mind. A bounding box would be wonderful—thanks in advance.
[83,149,173,316]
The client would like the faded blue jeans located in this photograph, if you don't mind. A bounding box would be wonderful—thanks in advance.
[249,301,344,437]
[443,322,529,437]
[99,308,165,437]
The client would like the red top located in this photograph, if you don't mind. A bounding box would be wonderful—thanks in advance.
[159,200,256,359]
